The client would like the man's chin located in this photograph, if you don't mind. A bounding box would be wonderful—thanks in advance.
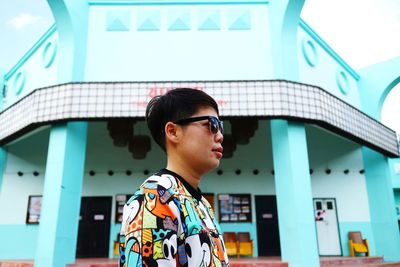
[201,159,221,174]
[210,160,220,170]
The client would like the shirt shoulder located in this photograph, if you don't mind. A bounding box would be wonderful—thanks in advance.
[142,173,182,196]
[125,172,182,205]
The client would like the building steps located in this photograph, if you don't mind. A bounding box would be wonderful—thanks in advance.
[338,264,400,267]
[320,257,400,267]
[2,257,400,267]
[0,262,33,267]
[339,264,400,267]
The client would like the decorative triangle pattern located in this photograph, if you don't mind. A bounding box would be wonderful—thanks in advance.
[138,18,160,31]
[107,18,129,31]
[228,12,251,30]
[198,14,220,30]
[169,18,190,31]
[168,12,191,31]
[137,11,160,31]
[106,11,130,31]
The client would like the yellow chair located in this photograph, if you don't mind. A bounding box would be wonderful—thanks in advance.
[237,232,253,257]
[348,231,370,257]
[223,232,238,257]
[113,234,120,258]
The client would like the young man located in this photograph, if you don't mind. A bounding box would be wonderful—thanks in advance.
[119,88,229,267]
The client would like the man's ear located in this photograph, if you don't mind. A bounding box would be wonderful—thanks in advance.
[164,122,180,145]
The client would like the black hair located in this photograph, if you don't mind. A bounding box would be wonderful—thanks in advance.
[145,88,219,151]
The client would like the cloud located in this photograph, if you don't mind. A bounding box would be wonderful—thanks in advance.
[7,13,44,30]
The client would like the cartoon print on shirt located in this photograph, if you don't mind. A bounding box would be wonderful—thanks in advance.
[185,231,212,267]
[119,170,229,267]
[156,232,178,266]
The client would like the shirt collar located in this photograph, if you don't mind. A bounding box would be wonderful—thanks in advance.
[158,168,203,201]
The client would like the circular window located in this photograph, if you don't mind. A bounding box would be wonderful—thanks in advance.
[14,71,26,96]
[42,40,58,68]
[336,70,350,95]
[301,38,318,67]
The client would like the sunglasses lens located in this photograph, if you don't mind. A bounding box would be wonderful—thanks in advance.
[209,117,223,134]
[211,122,218,134]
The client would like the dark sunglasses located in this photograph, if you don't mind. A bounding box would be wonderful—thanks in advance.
[174,116,224,134]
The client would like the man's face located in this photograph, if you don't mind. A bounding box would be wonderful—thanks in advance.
[176,106,224,175]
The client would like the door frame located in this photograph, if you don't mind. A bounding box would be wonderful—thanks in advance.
[77,196,112,258]
[255,195,281,256]
[313,197,343,256]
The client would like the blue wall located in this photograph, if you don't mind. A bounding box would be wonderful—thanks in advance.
[0,120,375,259]
[0,225,38,259]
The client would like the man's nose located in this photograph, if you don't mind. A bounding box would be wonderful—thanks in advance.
[215,130,223,143]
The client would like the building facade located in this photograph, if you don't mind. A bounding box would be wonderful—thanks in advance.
[0,1,400,267]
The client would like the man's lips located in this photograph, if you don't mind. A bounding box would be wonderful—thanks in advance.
[212,147,223,158]
[212,147,223,153]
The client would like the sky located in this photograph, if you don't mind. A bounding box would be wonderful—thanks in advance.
[0,1,54,72]
[0,0,399,134]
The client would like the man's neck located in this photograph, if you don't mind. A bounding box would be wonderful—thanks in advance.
[166,159,201,189]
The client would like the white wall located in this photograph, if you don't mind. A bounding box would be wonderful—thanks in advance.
[297,26,361,109]
[85,4,273,81]
[306,125,370,221]
[4,33,59,110]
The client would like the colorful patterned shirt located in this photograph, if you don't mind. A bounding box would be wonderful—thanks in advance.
[119,169,229,267]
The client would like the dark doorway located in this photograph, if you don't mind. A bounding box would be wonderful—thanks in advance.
[76,196,112,258]
[255,195,281,256]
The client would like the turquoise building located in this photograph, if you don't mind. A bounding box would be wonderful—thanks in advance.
[0,0,400,267]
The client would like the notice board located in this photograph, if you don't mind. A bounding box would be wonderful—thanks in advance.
[218,193,252,223]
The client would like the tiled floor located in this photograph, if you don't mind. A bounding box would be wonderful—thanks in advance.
[65,257,288,267]
[1,257,288,267]
[2,256,400,267]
